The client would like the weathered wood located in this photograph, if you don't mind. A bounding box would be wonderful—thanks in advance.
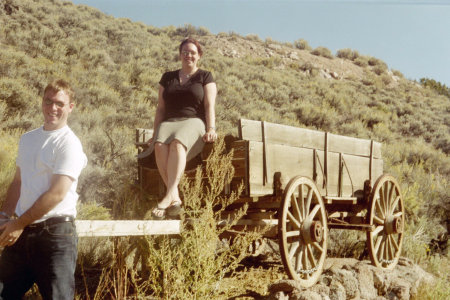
[246,140,383,197]
[135,128,153,144]
[323,196,358,204]
[240,119,325,150]
[76,219,279,237]
[239,119,382,158]
[75,220,181,237]
[328,223,375,231]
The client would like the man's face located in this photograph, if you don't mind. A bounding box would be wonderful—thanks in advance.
[41,89,74,131]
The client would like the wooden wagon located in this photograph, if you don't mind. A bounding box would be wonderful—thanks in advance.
[136,119,405,287]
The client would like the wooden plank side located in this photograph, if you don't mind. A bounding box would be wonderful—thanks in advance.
[248,141,317,196]
[76,220,181,237]
[240,119,325,150]
[326,154,383,197]
[239,119,382,158]
[247,141,383,198]
[328,133,382,158]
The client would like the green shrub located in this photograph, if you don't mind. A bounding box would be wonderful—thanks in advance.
[353,56,369,67]
[142,138,264,299]
[294,38,312,50]
[336,48,359,60]
[311,46,334,59]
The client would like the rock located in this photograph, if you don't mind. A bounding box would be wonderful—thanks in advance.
[330,71,339,79]
[355,261,378,299]
[292,290,322,300]
[268,280,305,294]
[389,278,410,300]
[288,52,299,60]
[267,291,289,300]
[329,281,346,300]
[265,258,434,300]
[334,269,359,299]
[319,69,332,79]
[268,43,282,50]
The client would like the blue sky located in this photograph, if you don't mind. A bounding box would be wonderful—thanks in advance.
[71,0,450,86]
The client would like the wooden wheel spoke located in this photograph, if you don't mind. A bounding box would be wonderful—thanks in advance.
[289,242,299,260]
[307,204,321,221]
[373,215,384,225]
[393,211,403,218]
[374,233,383,253]
[390,195,401,215]
[287,211,301,228]
[390,234,399,252]
[286,230,301,238]
[307,244,317,268]
[384,236,390,261]
[378,236,386,261]
[375,198,385,218]
[386,182,394,213]
[291,193,302,222]
[302,244,309,271]
[298,184,305,219]
[373,225,384,237]
[383,183,389,215]
[295,245,304,272]
[388,235,395,260]
[379,187,385,214]
[305,189,313,217]
[312,241,323,253]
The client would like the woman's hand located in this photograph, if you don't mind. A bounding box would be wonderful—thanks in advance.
[203,128,217,143]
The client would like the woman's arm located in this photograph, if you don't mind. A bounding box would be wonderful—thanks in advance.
[203,82,217,143]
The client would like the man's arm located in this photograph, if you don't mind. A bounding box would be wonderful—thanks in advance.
[0,174,73,247]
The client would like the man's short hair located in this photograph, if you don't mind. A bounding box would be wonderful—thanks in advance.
[43,79,75,103]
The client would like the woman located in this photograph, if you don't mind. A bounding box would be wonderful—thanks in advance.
[149,38,217,219]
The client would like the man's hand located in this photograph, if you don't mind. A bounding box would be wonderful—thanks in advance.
[0,219,24,247]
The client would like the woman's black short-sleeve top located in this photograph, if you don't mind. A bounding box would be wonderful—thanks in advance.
[159,69,214,122]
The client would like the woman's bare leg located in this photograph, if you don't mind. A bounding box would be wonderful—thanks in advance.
[153,140,186,217]
[154,142,169,186]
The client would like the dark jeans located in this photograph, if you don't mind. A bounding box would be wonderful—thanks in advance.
[0,220,78,300]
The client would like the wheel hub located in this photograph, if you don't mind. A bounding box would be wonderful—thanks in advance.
[384,215,403,234]
[310,221,323,243]
[301,220,323,243]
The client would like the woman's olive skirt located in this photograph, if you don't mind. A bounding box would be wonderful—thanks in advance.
[153,117,206,161]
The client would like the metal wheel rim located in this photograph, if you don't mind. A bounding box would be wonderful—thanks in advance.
[367,174,404,269]
[278,176,327,287]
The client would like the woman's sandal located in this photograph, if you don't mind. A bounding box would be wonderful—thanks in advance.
[166,202,183,218]
[151,206,167,220]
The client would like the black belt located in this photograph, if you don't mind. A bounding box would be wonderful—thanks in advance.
[26,216,74,230]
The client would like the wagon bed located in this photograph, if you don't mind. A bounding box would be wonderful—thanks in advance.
[136,119,405,287]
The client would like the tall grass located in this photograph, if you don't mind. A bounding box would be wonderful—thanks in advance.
[76,138,265,299]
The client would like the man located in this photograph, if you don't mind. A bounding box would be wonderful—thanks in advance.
[0,79,87,299]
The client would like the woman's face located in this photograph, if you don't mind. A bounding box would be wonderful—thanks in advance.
[180,42,200,69]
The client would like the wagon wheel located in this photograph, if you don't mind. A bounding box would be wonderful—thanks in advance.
[278,176,328,287]
[367,174,404,269]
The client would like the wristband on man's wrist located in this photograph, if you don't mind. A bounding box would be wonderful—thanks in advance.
[208,126,215,130]
[0,211,10,218]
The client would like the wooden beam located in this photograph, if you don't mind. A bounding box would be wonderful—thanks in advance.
[75,219,279,237]
[75,220,181,237]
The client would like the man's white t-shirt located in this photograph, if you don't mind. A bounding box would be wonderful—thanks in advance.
[16,125,87,223]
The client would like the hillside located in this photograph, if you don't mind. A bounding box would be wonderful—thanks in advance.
[0,0,448,298]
